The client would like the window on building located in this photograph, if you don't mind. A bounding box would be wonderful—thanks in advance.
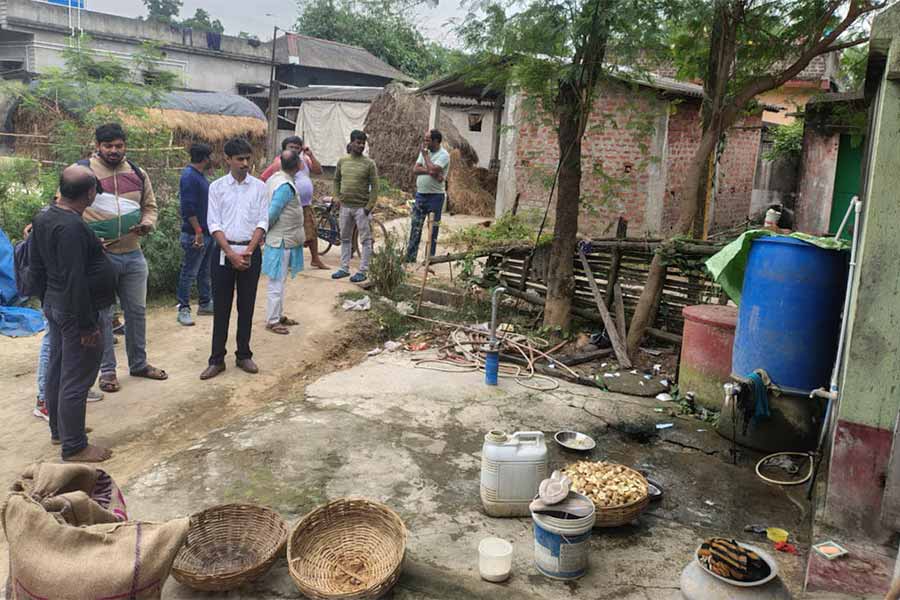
[468,113,484,132]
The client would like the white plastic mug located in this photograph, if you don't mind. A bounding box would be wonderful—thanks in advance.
[478,537,513,582]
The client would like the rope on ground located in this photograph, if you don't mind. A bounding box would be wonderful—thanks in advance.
[408,319,565,392]
[755,452,814,486]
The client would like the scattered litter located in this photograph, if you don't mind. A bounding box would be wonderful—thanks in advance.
[366,348,382,357]
[407,342,430,352]
[655,423,674,430]
[656,393,673,402]
[643,374,652,380]
[697,429,707,432]
[603,373,616,378]
[383,341,403,352]
[660,379,670,387]
[342,296,371,311]
[774,541,799,555]
[766,528,789,543]
[813,541,849,560]
[744,524,768,535]
[704,500,716,507]
[614,372,621,377]
[653,364,662,375]
[654,408,665,413]
[762,454,801,475]
[630,370,639,375]
[639,381,645,386]
[396,301,414,315]
[601,363,608,368]
[548,363,556,369]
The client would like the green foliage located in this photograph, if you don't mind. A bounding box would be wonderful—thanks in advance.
[764,120,804,162]
[142,0,182,25]
[666,1,872,107]
[142,197,183,296]
[295,0,466,80]
[368,231,408,300]
[444,210,551,251]
[839,43,868,90]
[179,8,224,33]
[0,159,57,243]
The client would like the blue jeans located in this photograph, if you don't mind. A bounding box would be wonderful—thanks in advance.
[406,193,444,262]
[99,250,148,375]
[36,331,51,402]
[176,232,214,309]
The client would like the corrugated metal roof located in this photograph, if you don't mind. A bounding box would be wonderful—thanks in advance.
[249,86,383,103]
[280,34,413,83]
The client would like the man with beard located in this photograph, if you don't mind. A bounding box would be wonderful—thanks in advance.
[81,123,167,393]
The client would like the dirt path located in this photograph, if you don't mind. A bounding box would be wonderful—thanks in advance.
[0,266,362,486]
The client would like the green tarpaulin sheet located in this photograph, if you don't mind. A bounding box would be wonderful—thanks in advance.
[705,230,850,304]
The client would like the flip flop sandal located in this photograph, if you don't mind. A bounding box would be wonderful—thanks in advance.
[266,323,290,335]
[130,365,168,380]
[98,375,120,393]
[279,316,299,326]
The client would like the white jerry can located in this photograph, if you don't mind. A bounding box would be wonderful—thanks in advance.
[480,430,549,517]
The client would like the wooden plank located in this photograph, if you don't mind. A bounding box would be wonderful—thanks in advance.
[605,217,628,307]
[614,282,627,342]
[577,248,631,368]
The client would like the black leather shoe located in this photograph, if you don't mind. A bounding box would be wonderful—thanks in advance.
[235,358,258,374]
[200,363,226,380]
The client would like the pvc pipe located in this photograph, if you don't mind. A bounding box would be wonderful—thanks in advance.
[833,195,858,242]
[490,287,507,347]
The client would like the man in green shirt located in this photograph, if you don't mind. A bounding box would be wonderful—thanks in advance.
[332,130,378,283]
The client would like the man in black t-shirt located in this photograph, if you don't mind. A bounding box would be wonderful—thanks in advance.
[30,165,116,462]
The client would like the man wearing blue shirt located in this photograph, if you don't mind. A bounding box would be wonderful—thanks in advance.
[176,144,214,326]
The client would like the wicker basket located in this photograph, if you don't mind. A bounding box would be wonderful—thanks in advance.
[172,503,288,592]
[592,466,650,528]
[288,498,408,600]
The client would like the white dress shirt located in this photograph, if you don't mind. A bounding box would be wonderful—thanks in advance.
[207,173,269,242]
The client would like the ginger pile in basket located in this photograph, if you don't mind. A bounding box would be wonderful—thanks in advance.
[562,461,647,508]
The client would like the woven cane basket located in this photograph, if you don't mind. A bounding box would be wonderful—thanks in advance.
[172,503,288,591]
[288,498,408,600]
[592,466,650,528]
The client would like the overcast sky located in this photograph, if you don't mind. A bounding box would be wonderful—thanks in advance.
[84,0,466,46]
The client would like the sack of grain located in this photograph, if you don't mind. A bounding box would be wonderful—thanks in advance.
[2,493,189,599]
[12,462,128,525]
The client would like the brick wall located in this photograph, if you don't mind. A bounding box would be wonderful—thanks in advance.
[712,116,763,230]
[509,84,762,236]
[795,128,840,234]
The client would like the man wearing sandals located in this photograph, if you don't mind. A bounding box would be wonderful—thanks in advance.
[30,165,115,462]
[263,150,304,335]
[200,138,268,380]
[82,123,168,392]
[331,130,378,283]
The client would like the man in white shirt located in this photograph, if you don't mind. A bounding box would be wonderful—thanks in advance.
[200,138,268,380]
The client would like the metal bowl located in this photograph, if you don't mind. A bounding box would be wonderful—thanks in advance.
[695,542,778,588]
[554,430,596,452]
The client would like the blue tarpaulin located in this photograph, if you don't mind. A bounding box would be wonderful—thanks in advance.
[0,228,44,337]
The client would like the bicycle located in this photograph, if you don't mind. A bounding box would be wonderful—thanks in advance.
[312,197,389,257]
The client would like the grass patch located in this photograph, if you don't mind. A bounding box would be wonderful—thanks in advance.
[444,210,552,252]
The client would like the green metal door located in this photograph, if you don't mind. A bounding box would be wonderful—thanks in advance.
[828,134,864,239]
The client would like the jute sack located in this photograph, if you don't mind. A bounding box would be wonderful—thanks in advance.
[2,493,189,599]
[12,463,128,524]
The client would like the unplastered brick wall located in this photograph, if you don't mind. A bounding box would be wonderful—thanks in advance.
[513,83,667,235]
[711,116,763,231]
[511,85,761,236]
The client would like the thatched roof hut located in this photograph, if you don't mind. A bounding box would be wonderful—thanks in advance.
[365,83,495,216]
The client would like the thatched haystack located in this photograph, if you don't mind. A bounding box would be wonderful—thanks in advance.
[8,90,267,168]
[365,84,495,216]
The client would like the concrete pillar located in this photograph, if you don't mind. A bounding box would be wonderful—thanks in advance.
[494,90,520,218]
[428,95,441,130]
[644,106,669,235]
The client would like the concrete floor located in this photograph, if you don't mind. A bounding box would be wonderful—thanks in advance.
[118,350,835,599]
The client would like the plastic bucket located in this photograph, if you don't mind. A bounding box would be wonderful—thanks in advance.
[532,507,596,580]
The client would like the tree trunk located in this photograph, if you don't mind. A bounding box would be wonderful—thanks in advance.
[543,82,582,330]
